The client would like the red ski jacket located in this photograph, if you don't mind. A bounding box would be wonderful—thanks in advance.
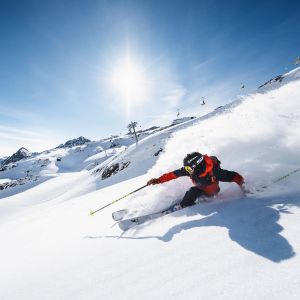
[157,155,244,196]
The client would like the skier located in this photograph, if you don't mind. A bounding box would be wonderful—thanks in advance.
[147,152,245,209]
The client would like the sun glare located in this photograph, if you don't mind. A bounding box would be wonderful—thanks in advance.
[112,61,141,96]
[110,56,148,115]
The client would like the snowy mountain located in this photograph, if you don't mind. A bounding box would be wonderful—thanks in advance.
[1,67,300,299]
[1,147,31,167]
[56,136,92,148]
[258,66,300,92]
[0,118,198,197]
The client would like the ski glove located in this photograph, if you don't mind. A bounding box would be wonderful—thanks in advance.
[233,174,248,194]
[147,178,161,185]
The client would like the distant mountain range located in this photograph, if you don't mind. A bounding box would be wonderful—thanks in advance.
[0,117,197,196]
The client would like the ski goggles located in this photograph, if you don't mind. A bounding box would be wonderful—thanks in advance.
[184,166,194,174]
[184,157,204,174]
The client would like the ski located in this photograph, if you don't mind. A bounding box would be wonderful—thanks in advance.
[112,209,129,221]
[117,202,200,231]
[117,209,174,231]
[112,208,142,221]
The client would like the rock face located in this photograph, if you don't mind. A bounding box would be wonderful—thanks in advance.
[99,161,131,180]
[56,136,91,149]
[258,75,284,89]
[1,147,31,166]
[0,176,39,191]
[257,67,300,92]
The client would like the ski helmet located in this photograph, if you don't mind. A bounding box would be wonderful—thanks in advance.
[183,152,205,174]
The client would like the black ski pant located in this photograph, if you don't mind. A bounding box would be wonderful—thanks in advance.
[180,187,208,207]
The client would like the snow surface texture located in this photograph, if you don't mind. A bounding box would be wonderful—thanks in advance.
[1,69,300,299]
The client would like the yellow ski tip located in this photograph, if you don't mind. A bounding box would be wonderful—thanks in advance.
[89,211,95,216]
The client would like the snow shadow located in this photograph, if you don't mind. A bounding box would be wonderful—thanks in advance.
[157,193,299,262]
[101,192,299,263]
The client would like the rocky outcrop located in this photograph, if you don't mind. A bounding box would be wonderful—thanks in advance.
[100,161,130,180]
[56,136,91,149]
[1,148,30,166]
[0,175,39,191]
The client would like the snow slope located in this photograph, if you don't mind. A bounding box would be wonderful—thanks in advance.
[0,118,196,198]
[0,69,300,299]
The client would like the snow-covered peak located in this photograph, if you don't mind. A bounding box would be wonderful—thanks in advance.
[1,147,31,166]
[56,136,91,149]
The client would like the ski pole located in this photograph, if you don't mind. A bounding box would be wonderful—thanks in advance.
[261,167,300,189]
[272,167,300,184]
[89,184,148,216]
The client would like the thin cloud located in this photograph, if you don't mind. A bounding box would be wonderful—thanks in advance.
[0,125,61,156]
[0,107,38,122]
[0,125,43,137]
[162,84,187,109]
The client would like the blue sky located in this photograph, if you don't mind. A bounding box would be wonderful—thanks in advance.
[1,0,300,156]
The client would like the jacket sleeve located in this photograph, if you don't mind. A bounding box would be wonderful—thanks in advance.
[158,167,189,183]
[213,166,244,186]
[210,156,221,166]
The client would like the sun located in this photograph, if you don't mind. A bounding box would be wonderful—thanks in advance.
[112,60,142,97]
[109,55,148,115]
